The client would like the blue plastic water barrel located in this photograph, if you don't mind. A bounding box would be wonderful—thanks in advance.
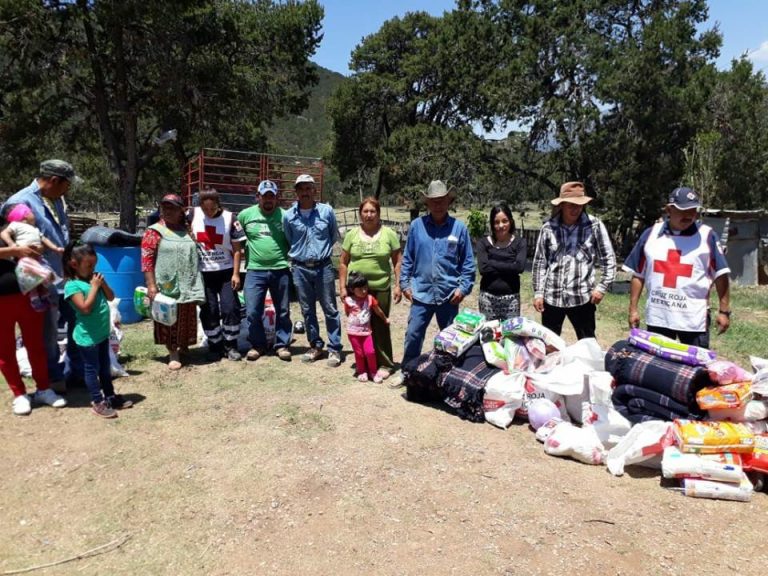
[93,246,144,324]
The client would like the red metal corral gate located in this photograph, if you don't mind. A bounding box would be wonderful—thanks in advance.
[181,148,324,212]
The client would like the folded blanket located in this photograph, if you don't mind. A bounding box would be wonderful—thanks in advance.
[605,340,710,410]
[613,384,696,424]
[402,350,454,397]
[441,344,500,422]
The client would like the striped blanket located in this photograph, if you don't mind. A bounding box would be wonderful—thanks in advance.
[606,340,709,423]
[402,344,499,423]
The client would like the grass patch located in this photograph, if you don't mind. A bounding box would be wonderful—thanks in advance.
[274,402,334,436]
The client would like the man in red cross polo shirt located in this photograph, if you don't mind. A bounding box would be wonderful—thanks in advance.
[623,187,731,348]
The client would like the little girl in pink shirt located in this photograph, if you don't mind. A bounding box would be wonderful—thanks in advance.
[343,272,389,383]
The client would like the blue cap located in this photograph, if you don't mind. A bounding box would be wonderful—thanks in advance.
[257,180,278,195]
[668,187,700,210]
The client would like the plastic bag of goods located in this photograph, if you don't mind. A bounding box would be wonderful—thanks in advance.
[628,328,716,366]
[453,308,486,334]
[581,402,632,447]
[151,293,178,326]
[696,381,752,410]
[482,339,509,371]
[661,446,743,483]
[749,355,768,396]
[561,338,605,371]
[479,320,501,344]
[433,325,478,357]
[523,337,546,361]
[504,338,532,372]
[742,433,768,475]
[587,371,614,406]
[516,378,569,422]
[678,475,753,502]
[134,286,151,317]
[674,419,755,454]
[543,422,606,465]
[707,399,768,422]
[14,257,54,293]
[707,360,753,385]
[535,418,563,442]
[483,371,526,429]
[500,317,566,351]
[606,421,675,476]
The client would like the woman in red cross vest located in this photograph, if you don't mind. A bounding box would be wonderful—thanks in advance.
[190,189,246,361]
[624,187,731,348]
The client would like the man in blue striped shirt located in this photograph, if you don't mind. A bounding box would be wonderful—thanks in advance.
[532,181,615,340]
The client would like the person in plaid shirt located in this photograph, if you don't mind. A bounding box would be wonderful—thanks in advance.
[532,181,616,339]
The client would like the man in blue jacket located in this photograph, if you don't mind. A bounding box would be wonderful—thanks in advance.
[4,160,79,391]
[400,180,475,368]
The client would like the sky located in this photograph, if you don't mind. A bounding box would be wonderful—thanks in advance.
[312,0,768,75]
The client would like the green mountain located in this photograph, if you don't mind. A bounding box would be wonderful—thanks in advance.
[268,65,346,159]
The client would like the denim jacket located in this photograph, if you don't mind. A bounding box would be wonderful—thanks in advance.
[3,180,69,281]
[400,215,475,305]
[282,202,339,263]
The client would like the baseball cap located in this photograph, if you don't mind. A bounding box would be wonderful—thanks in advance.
[667,187,701,210]
[160,193,184,207]
[39,159,75,181]
[258,180,278,195]
[294,174,315,187]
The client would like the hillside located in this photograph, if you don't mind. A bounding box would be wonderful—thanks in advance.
[268,65,346,159]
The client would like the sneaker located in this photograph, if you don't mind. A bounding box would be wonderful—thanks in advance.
[387,373,405,389]
[357,373,369,382]
[276,348,292,361]
[12,395,31,416]
[91,400,117,419]
[302,347,323,363]
[246,348,264,361]
[107,395,133,410]
[33,389,67,408]
[327,350,342,367]
[225,348,242,361]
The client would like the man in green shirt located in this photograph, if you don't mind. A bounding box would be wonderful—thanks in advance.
[238,180,293,361]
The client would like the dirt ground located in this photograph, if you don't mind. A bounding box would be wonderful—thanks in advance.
[1,293,766,576]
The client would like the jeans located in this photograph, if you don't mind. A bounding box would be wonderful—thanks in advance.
[244,268,292,351]
[541,302,596,340]
[402,299,458,366]
[201,269,241,351]
[291,263,342,352]
[78,339,114,404]
[43,295,83,382]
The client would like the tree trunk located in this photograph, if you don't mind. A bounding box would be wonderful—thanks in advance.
[119,165,138,232]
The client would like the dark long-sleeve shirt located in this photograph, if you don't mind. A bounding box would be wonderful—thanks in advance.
[476,235,527,296]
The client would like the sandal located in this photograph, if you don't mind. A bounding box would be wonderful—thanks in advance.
[168,351,182,371]
[357,373,369,382]
[374,369,390,383]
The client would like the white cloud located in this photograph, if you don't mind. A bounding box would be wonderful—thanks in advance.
[747,40,768,63]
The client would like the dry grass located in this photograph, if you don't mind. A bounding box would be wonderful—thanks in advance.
[1,288,767,575]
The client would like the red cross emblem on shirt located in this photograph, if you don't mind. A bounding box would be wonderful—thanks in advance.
[196,225,224,250]
[653,249,693,288]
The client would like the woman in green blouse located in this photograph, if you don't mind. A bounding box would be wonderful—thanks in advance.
[338,197,401,381]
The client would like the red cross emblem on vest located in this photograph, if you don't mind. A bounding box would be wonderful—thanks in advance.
[196,225,224,250]
[653,249,693,288]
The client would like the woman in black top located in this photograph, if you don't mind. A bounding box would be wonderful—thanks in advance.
[475,203,527,321]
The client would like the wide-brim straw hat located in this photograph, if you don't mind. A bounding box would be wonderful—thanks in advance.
[551,181,593,206]
[422,180,456,199]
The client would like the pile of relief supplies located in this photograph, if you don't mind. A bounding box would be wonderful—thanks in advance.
[402,312,768,502]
